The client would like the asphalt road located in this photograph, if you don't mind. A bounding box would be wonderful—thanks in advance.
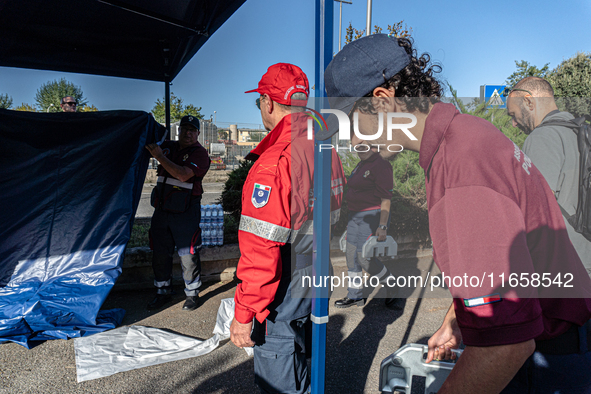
[137,182,224,218]
[0,259,452,394]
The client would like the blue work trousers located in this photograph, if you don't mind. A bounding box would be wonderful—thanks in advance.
[252,316,310,394]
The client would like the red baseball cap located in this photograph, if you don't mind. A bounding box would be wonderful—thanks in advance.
[245,63,309,106]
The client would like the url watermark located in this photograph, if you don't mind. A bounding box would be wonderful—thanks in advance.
[301,272,575,292]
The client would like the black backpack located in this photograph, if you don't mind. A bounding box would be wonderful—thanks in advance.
[541,114,591,241]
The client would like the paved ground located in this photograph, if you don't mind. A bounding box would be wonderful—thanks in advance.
[137,182,224,218]
[0,258,451,394]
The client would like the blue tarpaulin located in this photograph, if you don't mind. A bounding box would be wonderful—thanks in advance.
[0,109,165,348]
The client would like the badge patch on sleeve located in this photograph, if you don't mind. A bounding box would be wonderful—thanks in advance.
[463,293,501,307]
[252,183,271,208]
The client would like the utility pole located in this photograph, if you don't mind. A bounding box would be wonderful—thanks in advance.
[366,0,372,36]
[334,0,352,51]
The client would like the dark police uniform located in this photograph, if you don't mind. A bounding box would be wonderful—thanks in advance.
[150,139,210,297]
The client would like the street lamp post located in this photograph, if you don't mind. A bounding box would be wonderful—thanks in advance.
[213,110,216,125]
[334,0,352,52]
[366,0,372,36]
[46,103,54,113]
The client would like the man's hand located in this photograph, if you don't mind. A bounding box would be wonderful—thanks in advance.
[145,143,164,160]
[144,144,194,182]
[437,341,535,393]
[230,317,255,348]
[376,227,387,241]
[426,303,462,363]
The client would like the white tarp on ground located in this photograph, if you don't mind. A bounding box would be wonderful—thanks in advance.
[74,298,252,382]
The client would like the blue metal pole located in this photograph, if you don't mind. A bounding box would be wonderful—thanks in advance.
[312,0,333,393]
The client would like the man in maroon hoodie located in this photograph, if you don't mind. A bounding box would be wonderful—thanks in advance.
[318,34,591,393]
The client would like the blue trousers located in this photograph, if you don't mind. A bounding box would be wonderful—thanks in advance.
[346,209,393,300]
[252,316,310,394]
[501,323,591,393]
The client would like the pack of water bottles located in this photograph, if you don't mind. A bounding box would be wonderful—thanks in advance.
[200,204,224,246]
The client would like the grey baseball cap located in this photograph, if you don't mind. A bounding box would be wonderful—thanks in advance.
[317,34,411,141]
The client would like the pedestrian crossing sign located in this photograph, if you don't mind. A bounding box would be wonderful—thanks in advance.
[488,89,504,106]
[481,85,507,109]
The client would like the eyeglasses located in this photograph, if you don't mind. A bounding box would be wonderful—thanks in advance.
[256,95,266,110]
[502,87,533,98]
[63,102,77,106]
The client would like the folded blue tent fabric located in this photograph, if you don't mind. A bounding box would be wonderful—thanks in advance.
[0,109,165,348]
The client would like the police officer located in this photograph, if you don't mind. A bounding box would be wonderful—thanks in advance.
[145,115,210,311]
[229,63,345,393]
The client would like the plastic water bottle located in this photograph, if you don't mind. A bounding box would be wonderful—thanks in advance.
[212,204,218,222]
[205,205,212,223]
[210,223,218,246]
[203,223,211,246]
[199,222,206,246]
[217,204,224,224]
[211,223,218,246]
[217,222,224,245]
[207,223,213,246]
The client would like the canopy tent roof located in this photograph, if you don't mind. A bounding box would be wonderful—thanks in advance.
[0,0,246,82]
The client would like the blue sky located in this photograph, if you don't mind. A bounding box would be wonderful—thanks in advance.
[0,0,589,127]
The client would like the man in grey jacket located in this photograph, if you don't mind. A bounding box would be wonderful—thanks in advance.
[507,76,591,276]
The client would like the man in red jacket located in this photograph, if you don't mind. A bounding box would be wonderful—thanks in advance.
[230,63,344,394]
[318,34,591,393]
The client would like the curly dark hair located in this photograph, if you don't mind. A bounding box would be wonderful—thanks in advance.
[355,37,443,114]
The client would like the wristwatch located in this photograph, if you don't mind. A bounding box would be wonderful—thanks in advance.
[378,225,388,230]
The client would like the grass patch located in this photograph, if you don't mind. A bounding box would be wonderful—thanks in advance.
[129,220,150,248]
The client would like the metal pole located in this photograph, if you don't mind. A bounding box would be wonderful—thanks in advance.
[366,0,372,36]
[338,1,342,51]
[334,0,351,52]
[165,80,171,137]
[313,0,333,393]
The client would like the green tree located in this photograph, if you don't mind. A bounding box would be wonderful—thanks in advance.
[14,103,37,112]
[79,104,99,112]
[547,52,591,117]
[249,131,266,142]
[505,60,549,88]
[218,130,229,140]
[217,160,255,243]
[0,93,13,109]
[345,20,412,45]
[151,92,203,124]
[35,78,87,112]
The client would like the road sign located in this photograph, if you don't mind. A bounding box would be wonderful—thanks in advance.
[480,85,507,109]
